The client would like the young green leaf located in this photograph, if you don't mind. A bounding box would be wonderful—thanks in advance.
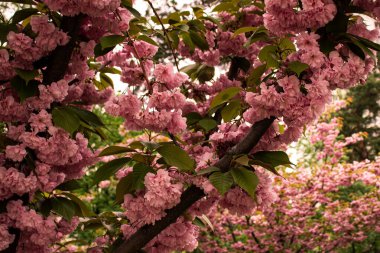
[210,87,242,109]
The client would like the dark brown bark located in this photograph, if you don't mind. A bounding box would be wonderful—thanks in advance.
[42,15,82,85]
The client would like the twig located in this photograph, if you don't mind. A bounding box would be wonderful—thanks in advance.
[146,0,180,72]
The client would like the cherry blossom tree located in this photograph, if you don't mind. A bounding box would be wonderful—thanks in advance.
[198,105,380,252]
[0,0,380,252]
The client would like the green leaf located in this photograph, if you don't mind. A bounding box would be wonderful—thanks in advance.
[51,197,77,221]
[62,192,95,217]
[137,35,159,47]
[252,151,293,168]
[287,61,309,77]
[197,65,215,83]
[189,30,209,51]
[11,77,39,102]
[56,180,82,191]
[247,64,267,87]
[0,23,17,43]
[212,3,238,12]
[15,69,39,84]
[181,32,195,53]
[198,118,217,132]
[94,43,115,58]
[99,146,135,157]
[157,144,196,172]
[209,171,234,195]
[231,167,259,199]
[66,106,105,128]
[235,155,250,166]
[115,163,154,203]
[52,107,80,135]
[233,26,257,37]
[12,8,38,24]
[94,157,131,184]
[250,159,281,176]
[100,73,114,89]
[221,100,241,122]
[210,87,242,109]
[185,112,203,126]
[197,166,220,175]
[100,35,125,49]
[259,45,279,68]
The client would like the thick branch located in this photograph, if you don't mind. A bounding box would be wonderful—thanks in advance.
[42,15,82,84]
[114,186,205,253]
[114,118,274,253]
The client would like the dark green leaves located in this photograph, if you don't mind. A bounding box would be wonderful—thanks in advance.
[99,146,136,157]
[52,107,81,135]
[50,197,77,221]
[11,8,38,24]
[209,171,234,195]
[231,167,259,199]
[15,69,39,84]
[252,151,293,168]
[94,157,131,184]
[11,77,39,102]
[115,163,154,203]
[157,144,195,172]
[189,30,209,50]
[52,106,105,136]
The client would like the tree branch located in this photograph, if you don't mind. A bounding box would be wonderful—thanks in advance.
[114,117,274,253]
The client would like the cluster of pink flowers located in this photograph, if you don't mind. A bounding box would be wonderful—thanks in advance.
[7,16,69,68]
[0,8,117,251]
[104,42,188,134]
[310,117,364,164]
[263,0,337,36]
[0,200,79,252]
[43,0,121,17]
